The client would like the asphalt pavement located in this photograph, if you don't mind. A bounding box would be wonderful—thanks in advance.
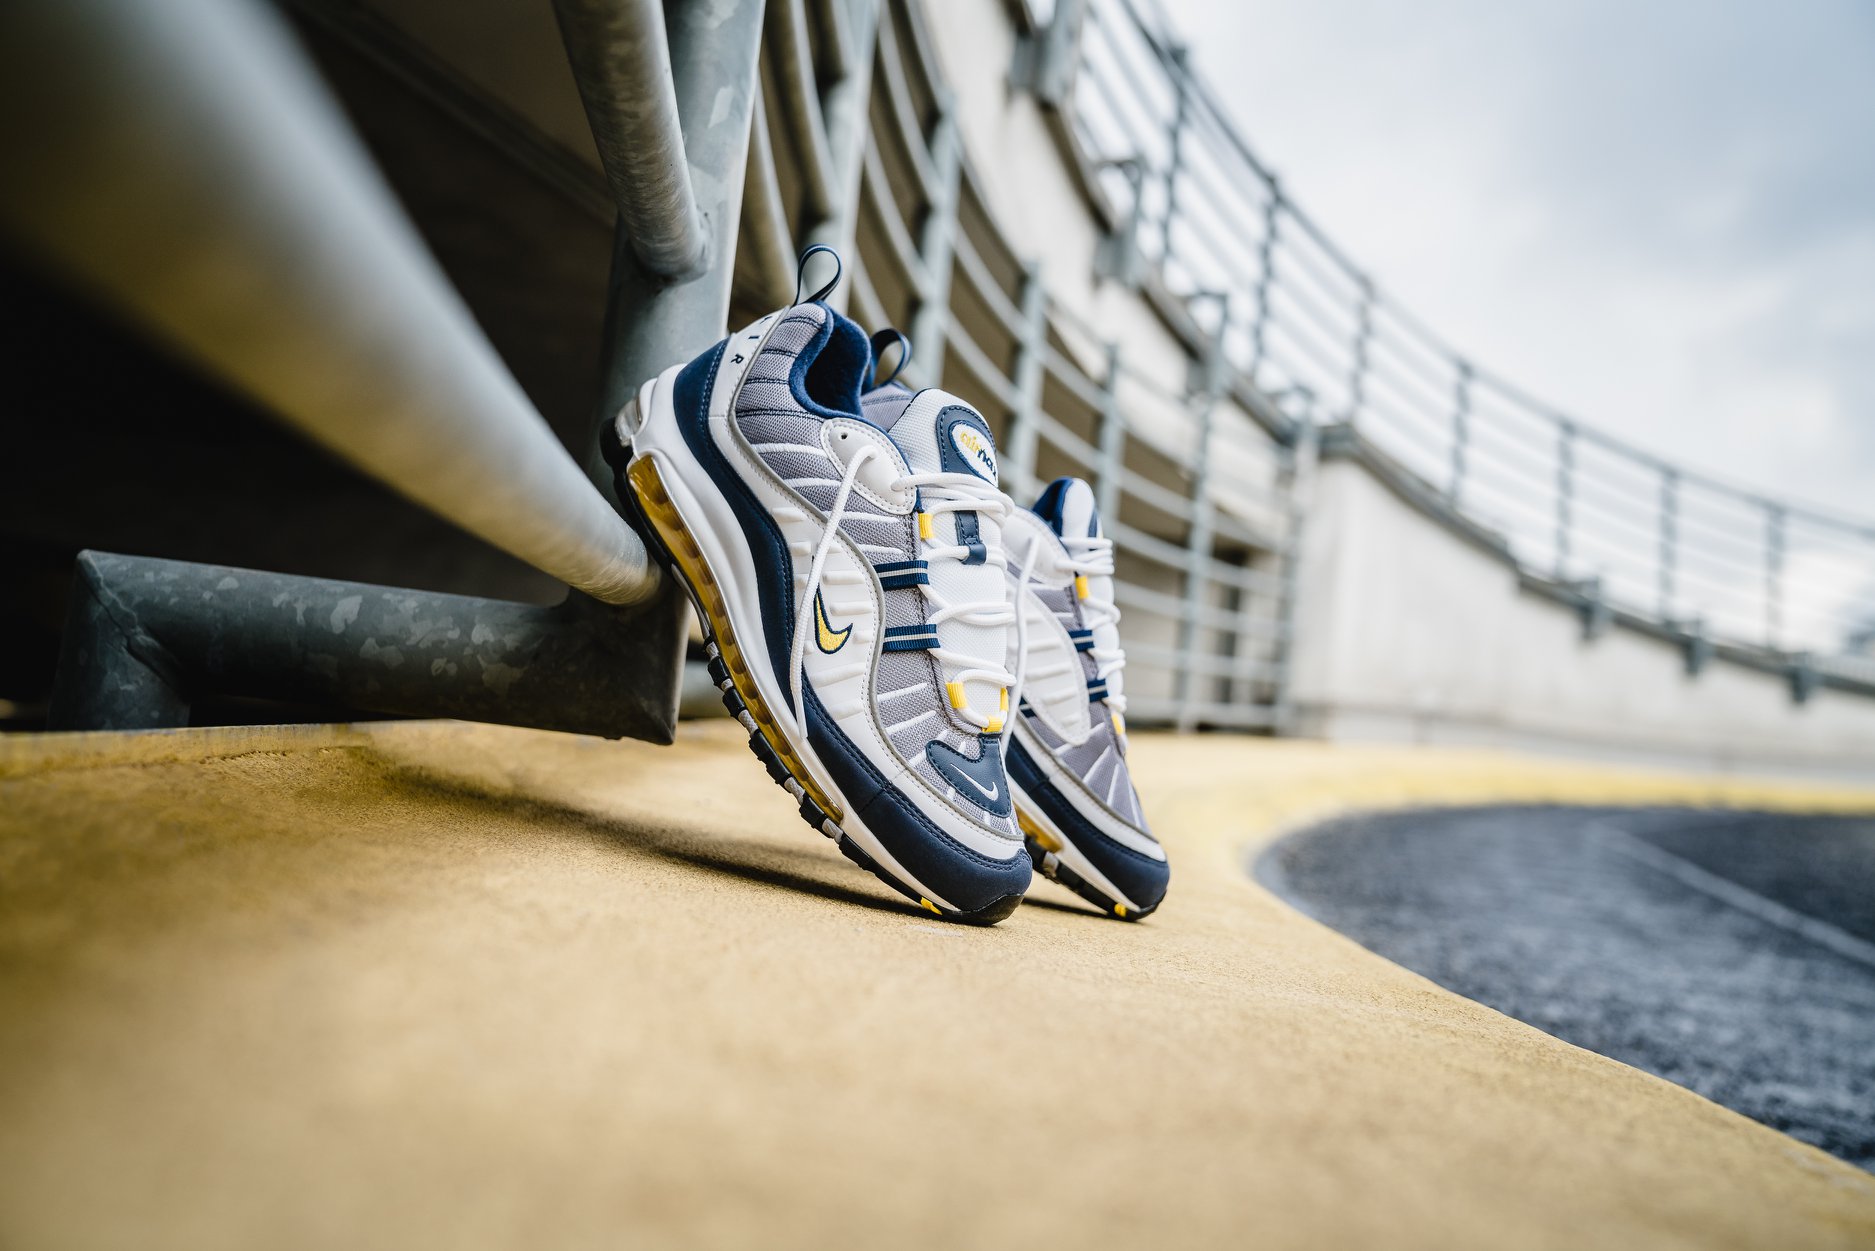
[1259,805,1875,1169]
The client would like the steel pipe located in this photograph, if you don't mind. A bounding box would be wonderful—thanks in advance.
[48,552,687,740]
[0,0,660,607]
[595,0,768,446]
[800,0,881,310]
[550,0,709,278]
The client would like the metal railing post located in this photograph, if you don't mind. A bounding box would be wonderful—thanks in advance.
[1009,0,1088,108]
[1658,467,1679,620]
[1174,311,1228,731]
[1248,186,1280,383]
[1450,360,1472,505]
[550,0,708,278]
[907,90,963,385]
[1766,504,1787,649]
[765,0,836,227]
[1094,157,1148,288]
[47,552,684,739]
[1555,420,1577,575]
[1344,276,1375,427]
[1094,341,1126,526]
[1269,413,1320,733]
[592,0,767,463]
[1157,43,1190,266]
[1003,263,1048,497]
[801,0,881,310]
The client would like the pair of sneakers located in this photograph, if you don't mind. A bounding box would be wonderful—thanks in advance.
[613,255,1169,925]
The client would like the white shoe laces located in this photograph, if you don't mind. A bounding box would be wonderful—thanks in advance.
[790,446,1017,738]
[1061,531,1127,718]
[1001,538,1044,745]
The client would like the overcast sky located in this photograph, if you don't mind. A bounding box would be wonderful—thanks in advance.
[1160,0,1875,520]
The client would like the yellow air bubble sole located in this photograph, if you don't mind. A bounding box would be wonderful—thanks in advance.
[1015,806,1062,853]
[627,454,844,822]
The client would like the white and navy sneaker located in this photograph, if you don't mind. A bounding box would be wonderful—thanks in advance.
[618,258,1030,923]
[1001,478,1168,919]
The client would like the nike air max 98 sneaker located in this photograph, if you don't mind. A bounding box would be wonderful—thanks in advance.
[1001,478,1169,919]
[618,258,1031,922]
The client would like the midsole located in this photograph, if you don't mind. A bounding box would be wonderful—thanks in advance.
[1012,785,1139,911]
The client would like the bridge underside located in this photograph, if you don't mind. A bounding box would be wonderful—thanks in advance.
[3,722,1870,1249]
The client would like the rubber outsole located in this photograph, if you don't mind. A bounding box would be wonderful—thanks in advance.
[623,439,1023,927]
[1017,809,1157,922]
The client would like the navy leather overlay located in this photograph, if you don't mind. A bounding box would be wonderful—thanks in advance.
[790,304,870,421]
[672,338,801,700]
[805,688,1030,911]
[1030,476,1100,538]
[882,624,939,652]
[876,563,930,590]
[1032,477,1070,535]
[926,735,1013,817]
[935,406,997,564]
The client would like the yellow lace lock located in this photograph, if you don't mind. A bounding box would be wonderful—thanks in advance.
[984,687,1009,734]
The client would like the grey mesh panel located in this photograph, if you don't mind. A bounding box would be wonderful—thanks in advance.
[1020,706,1152,837]
[1033,585,1075,617]
[752,309,822,368]
[760,449,838,491]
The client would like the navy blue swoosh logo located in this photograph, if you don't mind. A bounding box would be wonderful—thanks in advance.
[926,735,1013,817]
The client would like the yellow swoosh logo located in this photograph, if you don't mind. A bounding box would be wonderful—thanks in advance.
[813,590,852,654]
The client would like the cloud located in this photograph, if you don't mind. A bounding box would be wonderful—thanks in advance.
[1158,0,1875,522]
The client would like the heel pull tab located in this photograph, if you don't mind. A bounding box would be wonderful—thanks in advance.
[794,244,843,305]
[869,328,913,389]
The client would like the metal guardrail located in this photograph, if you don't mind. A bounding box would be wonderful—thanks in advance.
[10,0,1868,736]
[2,0,771,734]
[800,0,1308,729]
[1058,0,1875,689]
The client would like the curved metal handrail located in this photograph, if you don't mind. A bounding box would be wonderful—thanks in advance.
[1061,0,1875,680]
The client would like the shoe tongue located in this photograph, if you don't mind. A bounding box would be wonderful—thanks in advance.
[876,388,1001,484]
[1034,478,1123,707]
[881,390,1008,729]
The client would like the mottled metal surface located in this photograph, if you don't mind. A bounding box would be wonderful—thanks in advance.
[1260,805,1875,1170]
[550,0,706,278]
[0,0,658,606]
[49,551,685,740]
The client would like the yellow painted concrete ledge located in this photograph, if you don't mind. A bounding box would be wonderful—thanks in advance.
[1,720,1872,1250]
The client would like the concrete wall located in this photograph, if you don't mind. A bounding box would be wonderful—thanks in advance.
[1289,456,1875,782]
